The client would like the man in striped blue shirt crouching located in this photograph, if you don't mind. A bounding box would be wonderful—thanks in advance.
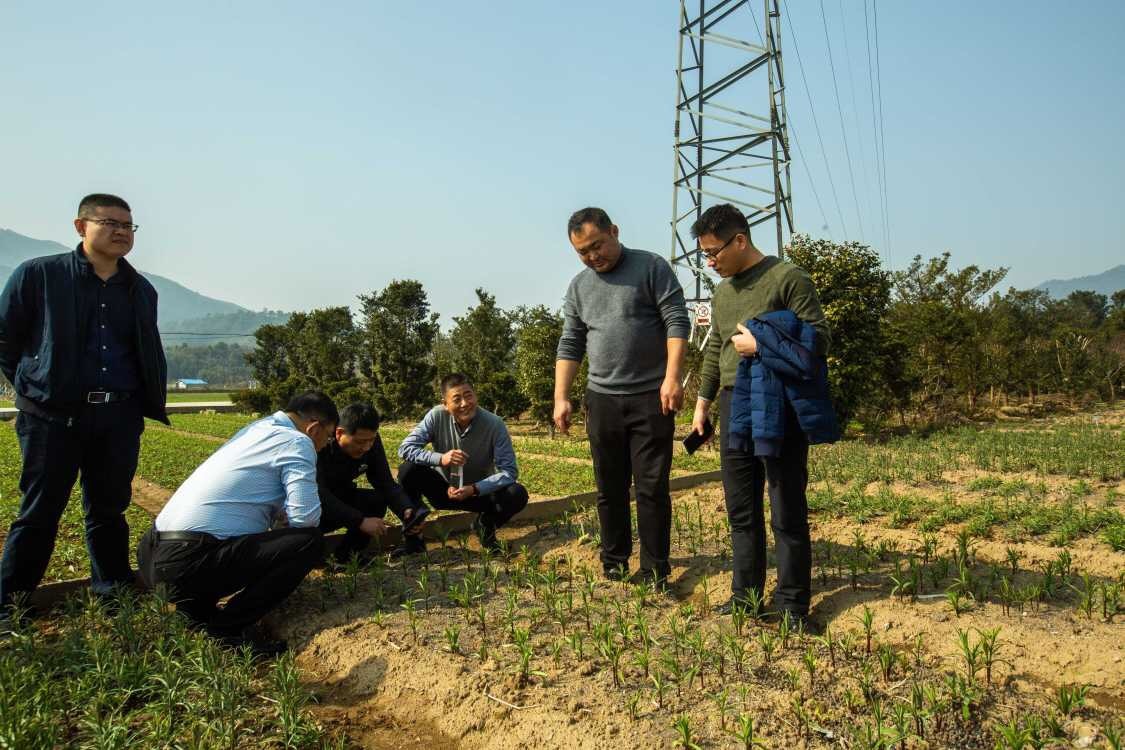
[137,391,338,656]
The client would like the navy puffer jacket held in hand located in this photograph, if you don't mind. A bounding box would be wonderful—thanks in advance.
[726,309,840,456]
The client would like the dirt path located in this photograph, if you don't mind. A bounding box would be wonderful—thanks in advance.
[131,477,171,516]
[153,426,225,443]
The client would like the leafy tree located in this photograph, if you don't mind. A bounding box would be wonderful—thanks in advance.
[889,253,1007,414]
[236,306,362,411]
[444,288,528,417]
[1056,290,1108,330]
[984,288,1054,403]
[165,342,253,386]
[514,305,563,433]
[358,280,440,420]
[785,234,892,428]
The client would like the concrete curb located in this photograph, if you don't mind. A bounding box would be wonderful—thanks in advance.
[28,469,725,609]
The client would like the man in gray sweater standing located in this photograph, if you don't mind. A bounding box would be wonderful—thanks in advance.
[554,207,691,585]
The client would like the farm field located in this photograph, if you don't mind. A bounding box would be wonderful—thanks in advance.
[270,409,1121,749]
[0,407,1122,748]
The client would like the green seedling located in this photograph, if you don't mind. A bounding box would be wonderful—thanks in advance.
[443,624,462,654]
[626,691,642,721]
[956,629,982,684]
[757,631,777,667]
[876,642,896,682]
[1055,684,1088,717]
[650,670,670,711]
[401,599,421,642]
[802,645,818,688]
[859,605,875,655]
[710,688,731,730]
[946,588,972,616]
[672,714,701,750]
[731,713,767,749]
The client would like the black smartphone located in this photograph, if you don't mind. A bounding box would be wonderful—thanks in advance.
[682,419,714,454]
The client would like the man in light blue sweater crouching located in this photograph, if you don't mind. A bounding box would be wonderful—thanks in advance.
[397,373,528,553]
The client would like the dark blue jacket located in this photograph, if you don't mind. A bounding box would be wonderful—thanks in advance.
[727,309,839,456]
[0,246,169,424]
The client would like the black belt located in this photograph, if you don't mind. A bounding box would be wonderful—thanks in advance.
[86,390,133,404]
[153,529,217,543]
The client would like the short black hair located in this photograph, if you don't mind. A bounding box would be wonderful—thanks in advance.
[78,194,131,218]
[286,390,339,426]
[440,372,473,395]
[567,207,612,236]
[339,402,380,434]
[690,203,750,242]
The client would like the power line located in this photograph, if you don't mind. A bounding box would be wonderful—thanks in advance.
[745,2,830,238]
[818,0,865,242]
[837,0,876,243]
[790,124,833,239]
[863,0,889,265]
[873,0,891,263]
[782,0,849,239]
[160,332,256,336]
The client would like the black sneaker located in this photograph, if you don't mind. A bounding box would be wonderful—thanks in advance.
[603,564,629,582]
[713,597,748,617]
[473,515,502,553]
[389,535,426,559]
[630,568,670,591]
[401,506,431,535]
[213,631,288,659]
[780,610,821,636]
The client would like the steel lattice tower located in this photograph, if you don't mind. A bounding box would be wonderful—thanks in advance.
[670,0,793,319]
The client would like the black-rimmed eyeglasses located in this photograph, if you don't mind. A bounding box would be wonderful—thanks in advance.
[85,218,139,232]
[697,234,737,261]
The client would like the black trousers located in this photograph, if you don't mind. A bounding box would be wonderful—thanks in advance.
[318,487,422,557]
[719,388,812,615]
[396,462,528,529]
[137,525,322,636]
[585,389,675,577]
[0,401,143,608]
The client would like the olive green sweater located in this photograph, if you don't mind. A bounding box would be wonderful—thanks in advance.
[698,255,831,402]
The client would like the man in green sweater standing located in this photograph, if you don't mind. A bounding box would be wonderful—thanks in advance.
[555,207,690,586]
[689,204,831,626]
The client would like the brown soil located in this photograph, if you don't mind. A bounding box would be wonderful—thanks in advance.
[273,480,1124,749]
[131,477,172,516]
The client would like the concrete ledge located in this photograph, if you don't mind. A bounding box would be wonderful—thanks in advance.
[27,470,725,609]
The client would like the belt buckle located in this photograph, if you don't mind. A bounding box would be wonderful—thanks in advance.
[87,391,110,404]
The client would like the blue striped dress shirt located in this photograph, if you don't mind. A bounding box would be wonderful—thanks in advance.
[155,411,322,538]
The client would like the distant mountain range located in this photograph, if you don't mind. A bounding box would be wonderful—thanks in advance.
[0,228,288,346]
[1035,264,1124,299]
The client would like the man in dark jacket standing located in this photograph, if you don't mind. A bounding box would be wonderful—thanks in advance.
[689,203,830,626]
[554,207,690,586]
[0,193,168,618]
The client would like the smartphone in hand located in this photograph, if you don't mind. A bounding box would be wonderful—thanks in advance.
[682,419,715,454]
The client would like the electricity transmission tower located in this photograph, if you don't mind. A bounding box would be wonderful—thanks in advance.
[670,0,793,322]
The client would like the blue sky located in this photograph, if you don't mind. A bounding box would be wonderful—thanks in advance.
[2,1,1122,324]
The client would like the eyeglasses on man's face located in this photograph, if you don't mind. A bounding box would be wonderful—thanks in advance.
[698,233,738,261]
[85,218,139,232]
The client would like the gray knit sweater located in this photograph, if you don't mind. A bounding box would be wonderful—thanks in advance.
[557,247,691,395]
